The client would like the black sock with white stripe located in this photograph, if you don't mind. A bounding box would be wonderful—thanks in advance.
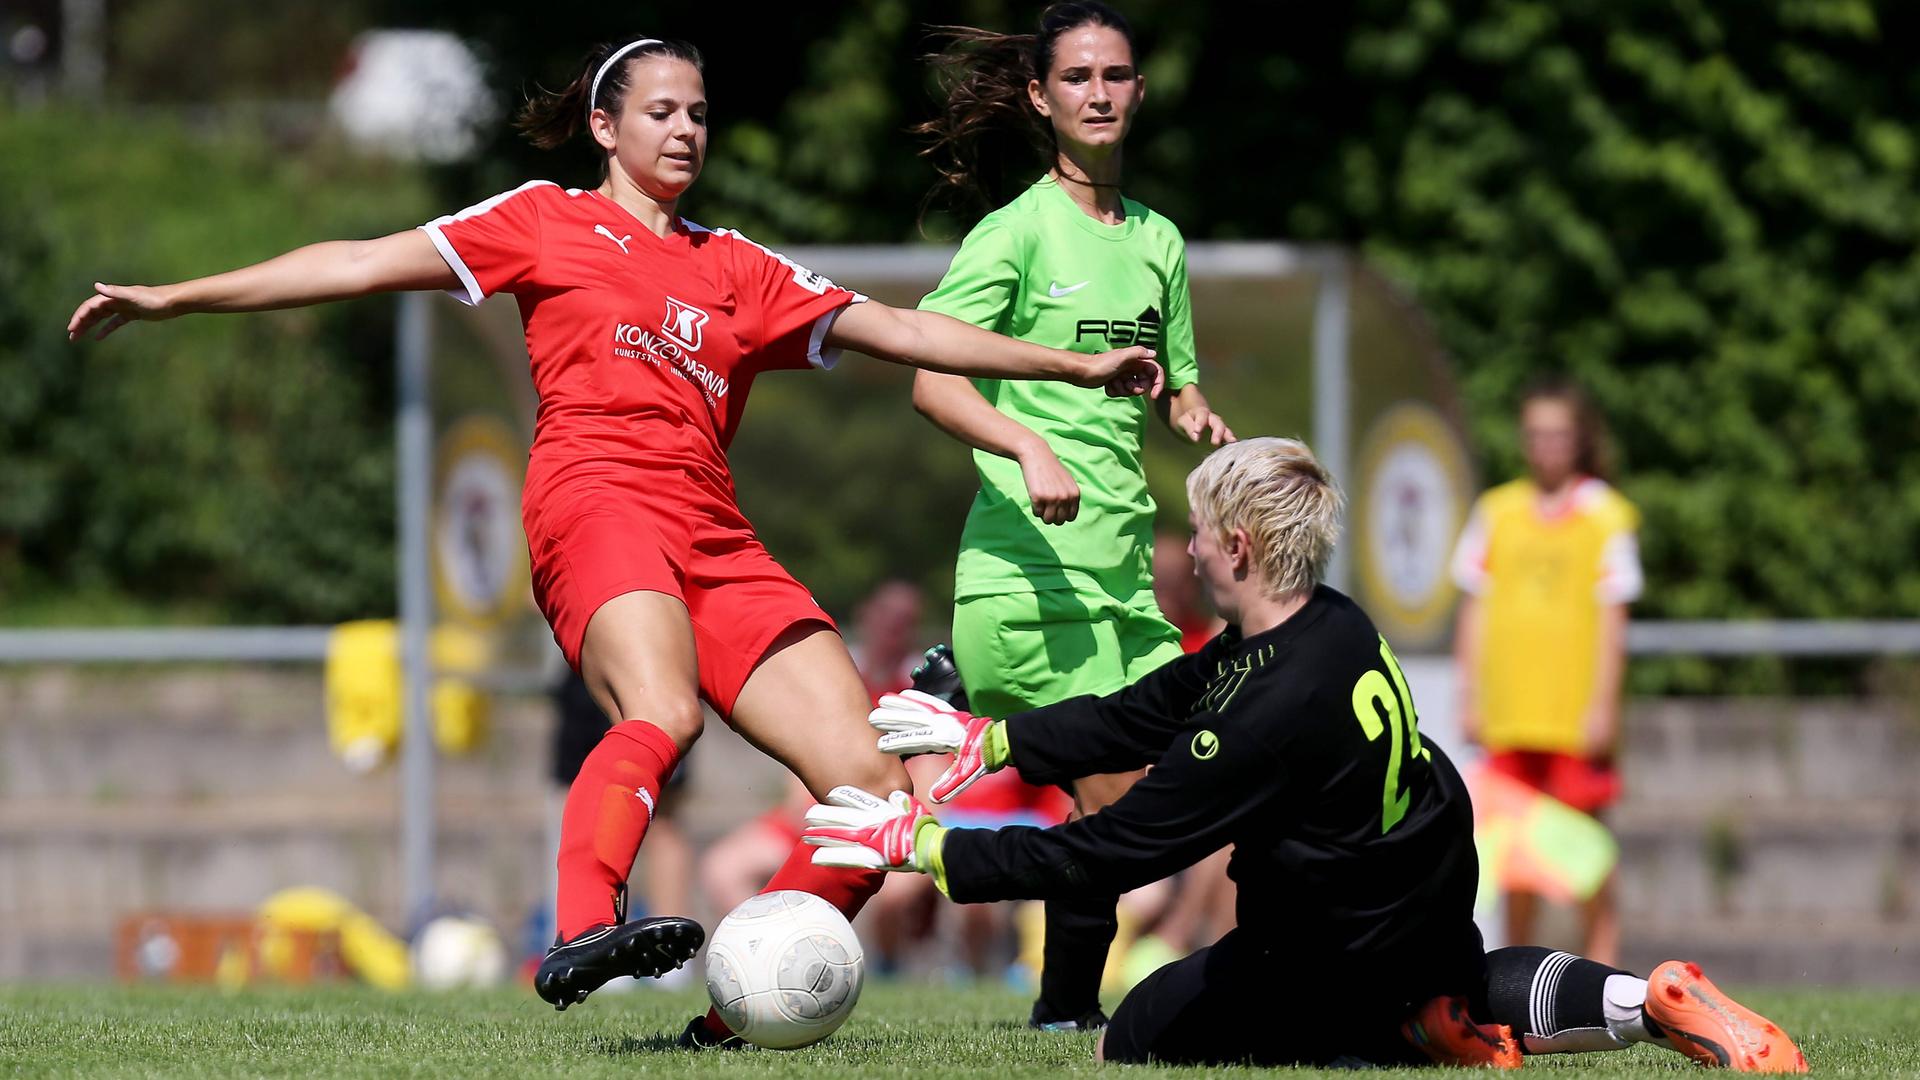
[1484,946,1670,1055]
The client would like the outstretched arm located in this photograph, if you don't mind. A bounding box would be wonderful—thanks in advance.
[811,692,1289,901]
[68,229,457,341]
[912,370,1081,525]
[938,711,1287,902]
[1000,639,1223,785]
[866,639,1226,801]
[826,302,1163,397]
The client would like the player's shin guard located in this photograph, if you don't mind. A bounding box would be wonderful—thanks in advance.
[1035,893,1120,1025]
[555,719,682,941]
[1483,946,1670,1055]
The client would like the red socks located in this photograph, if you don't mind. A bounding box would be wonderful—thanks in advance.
[760,836,887,918]
[554,719,682,941]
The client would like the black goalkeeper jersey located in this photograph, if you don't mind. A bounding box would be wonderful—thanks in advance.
[940,586,1482,976]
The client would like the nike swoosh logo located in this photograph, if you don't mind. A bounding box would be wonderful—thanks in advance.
[1048,280,1091,298]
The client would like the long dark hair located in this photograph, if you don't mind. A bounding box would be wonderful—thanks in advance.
[913,2,1137,217]
[1521,375,1616,482]
[516,37,706,152]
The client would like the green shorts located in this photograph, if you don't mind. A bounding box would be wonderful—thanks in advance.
[951,586,1184,719]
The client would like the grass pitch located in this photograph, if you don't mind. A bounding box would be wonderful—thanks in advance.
[2,980,1915,1078]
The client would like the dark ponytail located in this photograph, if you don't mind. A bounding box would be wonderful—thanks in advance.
[914,2,1137,218]
[516,37,705,152]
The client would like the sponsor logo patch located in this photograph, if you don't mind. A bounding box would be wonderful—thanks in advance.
[612,314,729,403]
[1074,304,1161,348]
[662,296,709,352]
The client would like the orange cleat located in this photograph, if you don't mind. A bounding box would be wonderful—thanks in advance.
[1644,960,1808,1072]
[1401,994,1523,1068]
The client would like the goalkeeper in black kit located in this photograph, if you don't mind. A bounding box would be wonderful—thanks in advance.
[805,437,1805,1072]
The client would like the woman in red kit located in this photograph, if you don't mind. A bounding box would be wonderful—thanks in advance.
[66,35,1161,1037]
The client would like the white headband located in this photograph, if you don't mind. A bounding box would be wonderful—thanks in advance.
[587,38,664,125]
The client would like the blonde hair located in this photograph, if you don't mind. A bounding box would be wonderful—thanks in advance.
[1185,437,1345,598]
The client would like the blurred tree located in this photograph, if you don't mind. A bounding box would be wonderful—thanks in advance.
[1212,1,1920,691]
[9,1,1919,693]
[110,0,376,104]
[0,110,432,623]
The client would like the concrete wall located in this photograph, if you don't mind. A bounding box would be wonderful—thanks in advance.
[2,666,1916,984]
[0,666,789,979]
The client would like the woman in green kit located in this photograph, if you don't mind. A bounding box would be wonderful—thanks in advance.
[912,1,1233,1031]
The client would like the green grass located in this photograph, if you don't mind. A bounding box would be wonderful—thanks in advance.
[1,981,1915,1078]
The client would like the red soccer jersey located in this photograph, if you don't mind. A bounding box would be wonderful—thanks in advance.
[420,181,864,514]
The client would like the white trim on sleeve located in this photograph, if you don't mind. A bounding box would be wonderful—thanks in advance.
[807,297,867,370]
[1597,531,1644,604]
[1450,506,1491,596]
[419,179,557,307]
[419,222,483,306]
[713,226,864,300]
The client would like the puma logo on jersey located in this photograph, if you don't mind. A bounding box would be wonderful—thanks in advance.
[662,296,710,352]
[594,224,632,253]
[1048,280,1091,298]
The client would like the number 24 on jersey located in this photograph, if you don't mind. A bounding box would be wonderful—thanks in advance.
[1350,636,1431,834]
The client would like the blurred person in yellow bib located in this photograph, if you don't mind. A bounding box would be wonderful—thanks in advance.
[1451,377,1640,964]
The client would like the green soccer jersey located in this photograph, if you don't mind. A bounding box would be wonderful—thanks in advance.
[918,175,1200,600]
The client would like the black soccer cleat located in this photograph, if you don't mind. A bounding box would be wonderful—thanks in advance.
[534,916,704,1011]
[910,643,970,711]
[1029,1001,1109,1032]
[677,1013,747,1050]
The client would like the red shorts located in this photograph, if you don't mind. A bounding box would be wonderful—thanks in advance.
[1485,750,1620,815]
[526,485,835,715]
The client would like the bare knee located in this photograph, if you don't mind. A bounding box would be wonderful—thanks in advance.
[577,591,703,746]
[589,672,705,748]
[784,710,911,800]
[839,752,912,800]
[784,746,911,803]
[636,696,705,748]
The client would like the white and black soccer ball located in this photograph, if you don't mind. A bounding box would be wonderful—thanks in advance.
[412,915,508,990]
[705,890,865,1049]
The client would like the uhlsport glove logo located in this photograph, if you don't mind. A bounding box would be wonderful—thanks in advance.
[1191,729,1221,760]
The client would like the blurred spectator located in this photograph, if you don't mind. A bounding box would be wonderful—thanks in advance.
[1153,530,1225,652]
[699,775,815,918]
[846,579,924,701]
[1451,376,1641,964]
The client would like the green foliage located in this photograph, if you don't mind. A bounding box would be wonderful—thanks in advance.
[0,109,434,622]
[729,364,973,619]
[1220,1,1920,690]
[11,2,1920,676]
[533,2,1920,639]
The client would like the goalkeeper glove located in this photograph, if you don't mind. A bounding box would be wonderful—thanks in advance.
[802,786,948,883]
[867,689,1009,803]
